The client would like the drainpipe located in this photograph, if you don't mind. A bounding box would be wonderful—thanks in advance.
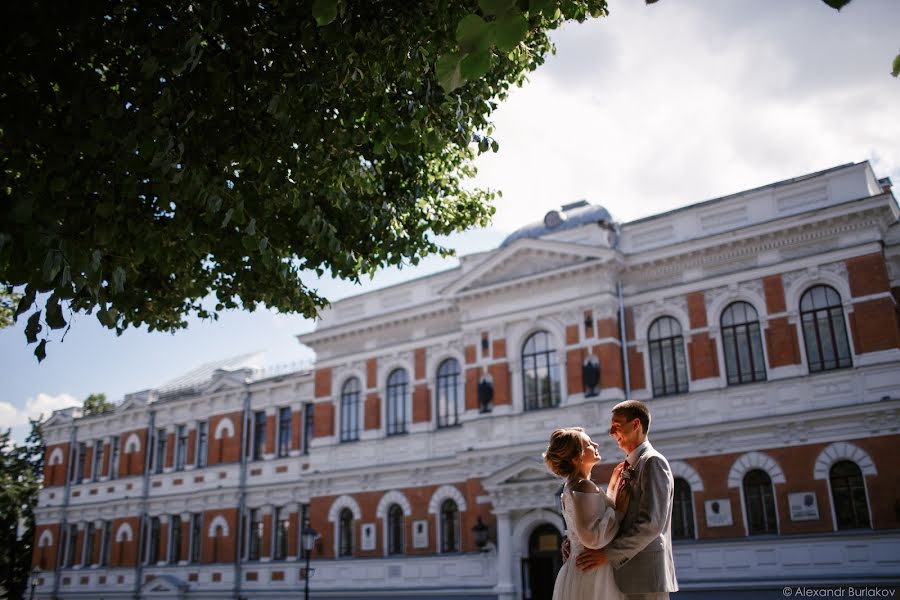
[133,410,155,600]
[618,281,631,400]
[52,423,78,600]
[234,391,251,600]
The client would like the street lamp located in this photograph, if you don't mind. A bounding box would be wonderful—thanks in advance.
[29,567,40,600]
[472,516,489,551]
[301,524,318,600]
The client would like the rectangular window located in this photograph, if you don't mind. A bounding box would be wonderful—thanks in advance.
[247,509,262,561]
[175,425,188,471]
[302,404,314,455]
[299,504,310,560]
[91,440,104,482]
[64,524,78,567]
[84,522,95,567]
[189,514,203,563]
[273,507,289,560]
[147,517,161,564]
[253,411,266,461]
[100,521,112,566]
[154,429,166,474]
[170,515,182,564]
[277,407,291,458]
[109,436,120,481]
[74,442,87,484]
[196,422,208,468]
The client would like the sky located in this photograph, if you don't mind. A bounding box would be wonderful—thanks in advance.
[2,0,899,443]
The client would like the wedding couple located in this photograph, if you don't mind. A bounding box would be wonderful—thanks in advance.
[543,400,678,600]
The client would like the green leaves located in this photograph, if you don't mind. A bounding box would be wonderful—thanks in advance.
[892,52,900,78]
[494,14,529,52]
[820,0,853,9]
[312,0,339,26]
[2,0,604,360]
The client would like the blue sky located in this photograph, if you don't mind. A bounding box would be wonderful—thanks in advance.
[3,0,899,443]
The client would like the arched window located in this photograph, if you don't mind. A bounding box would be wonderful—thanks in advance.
[439,499,460,553]
[721,302,767,384]
[386,369,408,436]
[800,285,852,372]
[743,469,777,535]
[522,331,561,411]
[436,359,461,428]
[338,508,354,557]
[340,378,361,442]
[387,504,404,555]
[672,478,695,540]
[648,317,688,397]
[830,460,870,530]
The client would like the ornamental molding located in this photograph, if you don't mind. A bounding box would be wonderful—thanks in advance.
[624,208,887,281]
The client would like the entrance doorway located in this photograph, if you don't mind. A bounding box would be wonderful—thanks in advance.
[521,523,562,600]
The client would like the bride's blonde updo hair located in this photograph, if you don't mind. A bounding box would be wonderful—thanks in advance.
[543,427,585,478]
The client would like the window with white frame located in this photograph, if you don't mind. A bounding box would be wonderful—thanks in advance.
[175,425,188,471]
[648,316,688,397]
[277,407,291,457]
[436,359,461,428]
[830,460,870,529]
[721,301,767,384]
[800,285,852,372]
[522,331,561,411]
[273,507,289,560]
[743,469,777,535]
[91,440,104,482]
[338,508,354,557]
[195,422,208,468]
[340,378,361,442]
[386,369,408,436]
[439,499,460,552]
[672,478,695,540]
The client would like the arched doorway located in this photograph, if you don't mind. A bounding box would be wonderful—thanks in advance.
[521,523,562,600]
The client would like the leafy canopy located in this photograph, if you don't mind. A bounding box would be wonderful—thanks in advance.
[0,421,44,598]
[1,0,606,361]
[1,0,888,362]
[82,393,115,416]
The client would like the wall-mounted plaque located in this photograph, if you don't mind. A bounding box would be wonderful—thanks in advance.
[361,523,376,551]
[412,519,429,548]
[788,492,819,521]
[704,499,733,527]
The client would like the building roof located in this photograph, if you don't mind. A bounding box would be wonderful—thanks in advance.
[500,200,614,247]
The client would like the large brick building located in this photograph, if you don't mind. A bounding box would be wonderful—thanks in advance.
[32,161,900,599]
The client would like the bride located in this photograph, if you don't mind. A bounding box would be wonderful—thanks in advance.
[543,427,629,600]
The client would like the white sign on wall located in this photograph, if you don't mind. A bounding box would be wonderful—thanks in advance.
[361,523,376,551]
[704,499,733,527]
[788,492,819,521]
[412,520,429,548]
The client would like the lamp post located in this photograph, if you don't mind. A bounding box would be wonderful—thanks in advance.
[301,524,318,600]
[472,517,489,551]
[29,567,40,600]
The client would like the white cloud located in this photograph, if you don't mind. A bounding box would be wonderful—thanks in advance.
[472,0,900,232]
[0,393,80,429]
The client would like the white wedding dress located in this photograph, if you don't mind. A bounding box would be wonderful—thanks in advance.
[552,487,625,600]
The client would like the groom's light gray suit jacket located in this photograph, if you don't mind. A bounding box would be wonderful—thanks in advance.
[604,441,678,595]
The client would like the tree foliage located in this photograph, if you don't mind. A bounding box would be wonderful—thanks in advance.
[0,288,22,329]
[0,0,883,362]
[82,392,115,416]
[0,422,44,600]
[1,0,606,361]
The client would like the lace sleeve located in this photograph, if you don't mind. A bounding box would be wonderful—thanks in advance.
[569,490,620,550]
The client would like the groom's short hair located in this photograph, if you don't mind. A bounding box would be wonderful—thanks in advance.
[612,400,651,434]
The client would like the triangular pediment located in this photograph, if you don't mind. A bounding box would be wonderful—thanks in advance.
[202,369,252,394]
[443,238,613,296]
[118,391,150,413]
[141,575,187,594]
[482,456,559,490]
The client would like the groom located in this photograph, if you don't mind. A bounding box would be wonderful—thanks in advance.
[572,400,678,599]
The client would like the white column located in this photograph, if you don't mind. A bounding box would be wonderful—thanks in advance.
[493,511,515,600]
